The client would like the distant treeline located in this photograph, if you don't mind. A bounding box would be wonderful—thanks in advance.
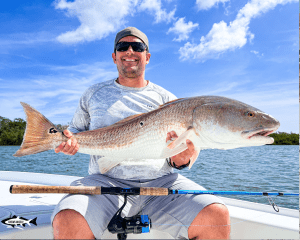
[269,132,299,145]
[0,117,299,146]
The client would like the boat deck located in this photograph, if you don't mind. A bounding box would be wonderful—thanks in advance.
[0,171,298,239]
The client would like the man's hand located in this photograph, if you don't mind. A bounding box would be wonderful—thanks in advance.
[55,130,79,155]
[166,131,195,167]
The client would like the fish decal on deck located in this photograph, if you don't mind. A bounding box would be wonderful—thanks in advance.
[13,96,280,174]
[1,215,37,229]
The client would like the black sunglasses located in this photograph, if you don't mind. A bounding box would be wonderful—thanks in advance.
[116,42,147,52]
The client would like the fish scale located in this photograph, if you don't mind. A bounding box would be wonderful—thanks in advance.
[14,96,280,174]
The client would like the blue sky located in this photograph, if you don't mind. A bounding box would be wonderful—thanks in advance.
[0,0,298,133]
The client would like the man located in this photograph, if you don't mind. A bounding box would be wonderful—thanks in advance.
[52,27,230,239]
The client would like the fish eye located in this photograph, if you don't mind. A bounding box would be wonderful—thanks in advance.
[140,122,144,127]
[49,128,58,134]
[247,112,255,117]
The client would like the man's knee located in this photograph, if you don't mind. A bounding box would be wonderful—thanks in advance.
[53,209,95,239]
[188,203,230,239]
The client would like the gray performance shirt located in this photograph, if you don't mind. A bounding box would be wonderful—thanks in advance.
[68,79,177,180]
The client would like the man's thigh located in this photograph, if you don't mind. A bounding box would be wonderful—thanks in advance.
[51,174,137,238]
[141,173,225,239]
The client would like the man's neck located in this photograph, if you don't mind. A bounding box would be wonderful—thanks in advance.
[117,76,148,88]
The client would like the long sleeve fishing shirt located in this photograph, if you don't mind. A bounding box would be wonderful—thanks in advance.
[68,79,177,180]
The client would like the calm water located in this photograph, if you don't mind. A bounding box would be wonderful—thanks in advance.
[0,145,298,210]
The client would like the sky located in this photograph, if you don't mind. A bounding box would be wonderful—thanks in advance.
[0,0,298,133]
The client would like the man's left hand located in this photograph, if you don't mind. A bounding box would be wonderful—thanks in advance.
[166,131,195,167]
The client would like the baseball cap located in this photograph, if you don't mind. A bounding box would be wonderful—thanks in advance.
[114,27,149,52]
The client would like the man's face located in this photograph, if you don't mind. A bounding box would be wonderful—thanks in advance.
[112,36,151,79]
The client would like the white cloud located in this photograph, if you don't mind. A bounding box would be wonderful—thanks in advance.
[250,50,264,57]
[54,0,176,44]
[167,17,199,42]
[180,0,297,61]
[138,0,176,23]
[55,0,137,44]
[196,0,230,10]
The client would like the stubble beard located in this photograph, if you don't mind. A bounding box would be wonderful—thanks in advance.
[118,64,144,79]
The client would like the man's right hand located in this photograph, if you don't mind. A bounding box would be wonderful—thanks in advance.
[55,130,79,155]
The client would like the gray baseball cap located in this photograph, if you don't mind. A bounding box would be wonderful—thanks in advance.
[114,27,149,52]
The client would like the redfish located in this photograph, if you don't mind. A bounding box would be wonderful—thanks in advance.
[14,96,280,173]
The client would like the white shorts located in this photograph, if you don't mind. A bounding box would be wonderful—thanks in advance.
[51,173,225,239]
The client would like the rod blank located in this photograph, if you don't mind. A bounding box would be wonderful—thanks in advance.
[10,185,299,196]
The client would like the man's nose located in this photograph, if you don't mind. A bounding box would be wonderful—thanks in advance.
[126,45,134,54]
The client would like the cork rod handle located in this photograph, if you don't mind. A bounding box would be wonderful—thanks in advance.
[10,185,101,195]
[140,187,169,196]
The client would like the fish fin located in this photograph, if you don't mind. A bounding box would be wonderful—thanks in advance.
[97,157,123,174]
[158,98,184,108]
[113,113,144,125]
[167,128,194,150]
[13,102,66,157]
[30,217,37,226]
[22,224,26,227]
[189,148,200,169]
[161,128,196,158]
[12,215,17,218]
[161,143,188,159]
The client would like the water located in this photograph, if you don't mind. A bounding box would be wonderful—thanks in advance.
[0,145,298,210]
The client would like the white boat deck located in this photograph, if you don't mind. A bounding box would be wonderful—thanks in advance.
[0,171,298,239]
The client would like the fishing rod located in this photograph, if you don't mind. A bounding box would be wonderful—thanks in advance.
[10,185,298,240]
[10,185,298,215]
[10,185,299,197]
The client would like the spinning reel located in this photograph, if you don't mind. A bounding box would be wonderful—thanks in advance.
[107,188,151,240]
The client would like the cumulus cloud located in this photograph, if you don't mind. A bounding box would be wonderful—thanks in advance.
[138,0,176,23]
[167,17,199,42]
[55,0,137,44]
[196,0,230,10]
[55,0,176,44]
[180,0,297,61]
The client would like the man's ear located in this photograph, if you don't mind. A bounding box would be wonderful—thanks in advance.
[112,52,117,64]
[146,52,151,64]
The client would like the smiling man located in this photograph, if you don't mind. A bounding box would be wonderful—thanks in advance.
[52,27,230,239]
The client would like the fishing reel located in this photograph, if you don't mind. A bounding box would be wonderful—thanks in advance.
[108,194,151,240]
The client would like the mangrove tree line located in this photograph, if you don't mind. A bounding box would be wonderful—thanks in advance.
[0,117,299,145]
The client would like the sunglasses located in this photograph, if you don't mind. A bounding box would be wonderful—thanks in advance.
[116,42,147,52]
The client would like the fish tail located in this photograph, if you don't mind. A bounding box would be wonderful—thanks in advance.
[13,102,64,157]
[30,217,37,226]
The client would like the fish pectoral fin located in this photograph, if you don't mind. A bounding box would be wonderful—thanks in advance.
[161,128,200,160]
[161,143,188,159]
[97,157,123,174]
[167,128,194,150]
[189,148,200,169]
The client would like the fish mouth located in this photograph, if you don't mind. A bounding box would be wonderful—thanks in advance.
[242,127,277,140]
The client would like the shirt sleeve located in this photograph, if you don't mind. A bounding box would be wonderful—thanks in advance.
[68,90,91,133]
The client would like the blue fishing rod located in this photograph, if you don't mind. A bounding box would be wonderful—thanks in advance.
[10,185,299,240]
[169,189,299,196]
[10,185,299,197]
